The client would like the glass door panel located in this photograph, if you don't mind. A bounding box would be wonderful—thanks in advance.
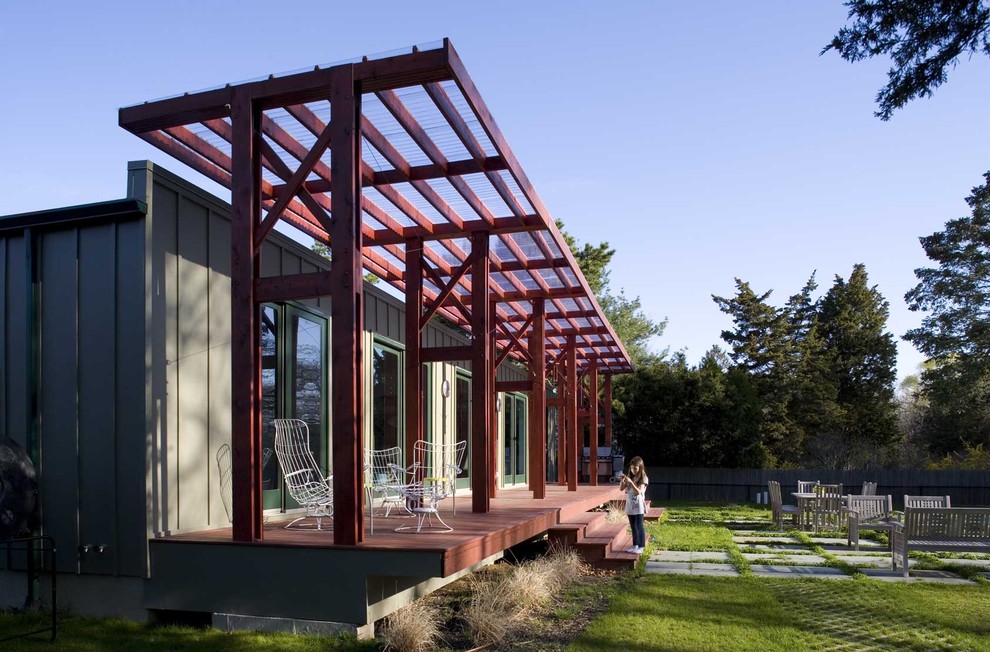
[261,305,281,509]
[455,373,471,489]
[513,396,527,485]
[501,394,527,486]
[287,306,327,476]
[372,342,402,452]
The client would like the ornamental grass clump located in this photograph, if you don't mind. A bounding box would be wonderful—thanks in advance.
[463,545,585,646]
[604,500,627,524]
[379,599,443,652]
[461,569,521,645]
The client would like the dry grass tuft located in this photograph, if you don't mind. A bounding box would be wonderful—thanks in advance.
[461,570,522,645]
[462,545,586,646]
[604,500,627,524]
[380,599,443,652]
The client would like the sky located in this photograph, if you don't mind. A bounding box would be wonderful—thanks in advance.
[3,1,990,381]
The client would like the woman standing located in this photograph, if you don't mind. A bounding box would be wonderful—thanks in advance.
[620,456,649,554]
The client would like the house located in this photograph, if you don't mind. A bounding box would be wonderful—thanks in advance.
[0,39,633,637]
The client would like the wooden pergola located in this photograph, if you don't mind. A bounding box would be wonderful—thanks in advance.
[119,39,633,546]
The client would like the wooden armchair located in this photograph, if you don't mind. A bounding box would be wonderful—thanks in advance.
[847,494,897,550]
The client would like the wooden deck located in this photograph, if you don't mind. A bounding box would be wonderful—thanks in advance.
[145,484,649,628]
[159,484,625,577]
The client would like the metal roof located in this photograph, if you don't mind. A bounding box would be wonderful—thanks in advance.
[119,39,633,373]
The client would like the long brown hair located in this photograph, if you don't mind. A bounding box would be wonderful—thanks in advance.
[627,456,646,484]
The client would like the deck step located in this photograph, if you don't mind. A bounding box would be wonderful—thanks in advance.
[550,505,662,571]
[547,511,607,547]
[645,506,665,521]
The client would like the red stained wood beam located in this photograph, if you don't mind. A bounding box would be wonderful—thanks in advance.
[405,238,424,471]
[118,44,450,133]
[589,364,599,487]
[528,298,547,499]
[495,380,532,393]
[370,156,508,185]
[421,345,474,363]
[566,336,578,492]
[470,231,492,513]
[604,373,613,447]
[329,65,364,545]
[255,271,334,303]
[229,90,263,542]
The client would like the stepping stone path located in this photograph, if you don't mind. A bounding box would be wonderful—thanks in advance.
[644,525,990,583]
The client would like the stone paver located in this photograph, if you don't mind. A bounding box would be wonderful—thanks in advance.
[732,536,795,545]
[749,564,850,578]
[737,543,810,552]
[650,551,730,562]
[742,553,828,564]
[861,568,977,584]
[645,561,739,577]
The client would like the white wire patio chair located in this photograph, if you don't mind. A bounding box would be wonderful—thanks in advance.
[273,419,333,530]
[394,440,467,533]
[217,443,233,523]
[364,446,413,535]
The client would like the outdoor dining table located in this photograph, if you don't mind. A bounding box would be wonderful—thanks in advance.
[791,492,818,530]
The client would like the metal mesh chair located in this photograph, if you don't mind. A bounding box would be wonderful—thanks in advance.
[395,440,467,533]
[217,443,233,523]
[273,419,333,530]
[364,446,413,535]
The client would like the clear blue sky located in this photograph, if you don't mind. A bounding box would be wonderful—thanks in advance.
[4,1,989,381]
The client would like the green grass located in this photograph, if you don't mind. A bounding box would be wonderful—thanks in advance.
[0,613,376,651]
[568,575,990,652]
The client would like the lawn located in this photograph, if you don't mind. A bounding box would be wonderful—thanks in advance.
[0,613,374,651]
[569,501,990,652]
[569,575,990,652]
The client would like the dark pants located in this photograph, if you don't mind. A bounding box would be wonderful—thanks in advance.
[628,513,646,548]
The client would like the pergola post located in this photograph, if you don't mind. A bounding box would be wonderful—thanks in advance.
[528,298,546,498]
[589,364,599,486]
[489,300,499,498]
[329,64,364,545]
[566,335,578,491]
[471,231,491,512]
[230,89,263,542]
[604,373,613,447]
[556,366,566,485]
[405,237,424,468]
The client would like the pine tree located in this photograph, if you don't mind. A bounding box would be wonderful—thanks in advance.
[713,280,796,464]
[817,264,898,468]
[904,173,990,457]
[784,274,841,464]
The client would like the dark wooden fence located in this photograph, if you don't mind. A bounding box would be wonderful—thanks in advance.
[645,467,990,508]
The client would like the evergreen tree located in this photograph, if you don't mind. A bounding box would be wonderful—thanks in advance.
[904,173,990,456]
[713,280,796,464]
[818,264,898,467]
[784,274,842,464]
[824,0,990,120]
